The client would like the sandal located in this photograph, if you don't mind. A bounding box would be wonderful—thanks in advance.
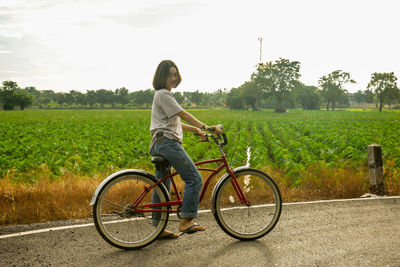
[179,223,206,235]
[158,230,179,239]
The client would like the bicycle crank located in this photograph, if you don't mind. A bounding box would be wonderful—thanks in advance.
[113,204,144,218]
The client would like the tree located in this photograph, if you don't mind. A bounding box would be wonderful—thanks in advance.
[131,89,154,107]
[364,89,375,104]
[86,90,97,108]
[0,81,35,110]
[37,96,52,108]
[319,70,355,111]
[96,89,114,108]
[1,80,19,110]
[294,82,321,110]
[173,92,184,104]
[353,90,364,104]
[183,92,192,106]
[40,90,58,103]
[252,58,301,113]
[23,86,40,105]
[200,92,212,107]
[115,87,130,108]
[63,90,86,107]
[76,91,87,107]
[226,87,244,109]
[23,86,39,96]
[240,81,262,111]
[65,90,80,107]
[190,90,203,108]
[367,72,399,112]
[57,93,67,107]
[385,84,400,108]
[339,92,350,108]
[15,93,33,110]
[211,88,227,107]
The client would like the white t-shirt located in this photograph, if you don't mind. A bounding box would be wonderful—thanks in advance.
[149,89,184,152]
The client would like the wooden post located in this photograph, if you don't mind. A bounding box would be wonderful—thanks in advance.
[367,144,385,195]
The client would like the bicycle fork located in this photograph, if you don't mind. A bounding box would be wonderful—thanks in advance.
[227,168,251,206]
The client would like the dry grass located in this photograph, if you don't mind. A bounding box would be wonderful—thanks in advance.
[1,165,399,226]
[271,165,370,202]
[385,159,400,195]
[270,164,400,202]
[0,174,100,225]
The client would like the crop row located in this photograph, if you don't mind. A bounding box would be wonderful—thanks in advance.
[1,109,399,183]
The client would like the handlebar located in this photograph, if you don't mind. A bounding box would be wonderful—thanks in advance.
[195,124,227,147]
[203,132,227,146]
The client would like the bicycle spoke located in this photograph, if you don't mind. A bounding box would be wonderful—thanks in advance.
[93,174,169,249]
[97,197,126,209]
[213,169,282,240]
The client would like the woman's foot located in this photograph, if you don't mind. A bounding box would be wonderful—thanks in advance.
[178,218,206,234]
[158,230,179,239]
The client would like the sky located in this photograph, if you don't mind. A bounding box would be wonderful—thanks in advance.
[0,0,399,93]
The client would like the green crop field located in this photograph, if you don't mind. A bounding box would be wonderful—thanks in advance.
[1,109,400,184]
[2,108,400,225]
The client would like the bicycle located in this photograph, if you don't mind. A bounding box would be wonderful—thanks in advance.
[90,130,282,250]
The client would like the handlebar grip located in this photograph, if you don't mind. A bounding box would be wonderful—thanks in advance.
[209,124,223,133]
[221,132,228,146]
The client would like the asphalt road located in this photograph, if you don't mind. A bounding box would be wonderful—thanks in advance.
[1,196,399,266]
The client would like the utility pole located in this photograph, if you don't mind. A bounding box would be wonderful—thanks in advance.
[258,37,263,63]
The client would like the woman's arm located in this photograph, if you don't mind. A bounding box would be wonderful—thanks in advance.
[177,110,222,134]
[178,110,204,129]
[178,109,223,134]
[181,122,202,134]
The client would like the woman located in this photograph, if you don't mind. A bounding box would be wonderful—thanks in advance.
[150,60,222,239]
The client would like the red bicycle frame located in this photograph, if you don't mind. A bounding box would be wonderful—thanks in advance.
[134,154,250,214]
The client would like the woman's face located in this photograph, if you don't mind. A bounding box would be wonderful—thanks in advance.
[165,67,179,90]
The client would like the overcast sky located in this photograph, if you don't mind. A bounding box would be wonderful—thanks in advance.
[0,0,399,93]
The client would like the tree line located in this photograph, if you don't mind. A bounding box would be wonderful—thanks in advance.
[228,58,399,112]
[0,82,226,110]
[1,58,399,112]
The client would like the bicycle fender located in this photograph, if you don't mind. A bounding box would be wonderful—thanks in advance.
[89,169,158,206]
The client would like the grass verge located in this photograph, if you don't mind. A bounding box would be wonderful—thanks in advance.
[1,165,399,226]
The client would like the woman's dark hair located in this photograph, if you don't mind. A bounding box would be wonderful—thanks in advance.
[152,60,182,90]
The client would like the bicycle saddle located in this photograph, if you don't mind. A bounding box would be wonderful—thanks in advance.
[151,156,169,165]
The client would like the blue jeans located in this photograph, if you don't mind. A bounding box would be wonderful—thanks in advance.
[151,136,202,221]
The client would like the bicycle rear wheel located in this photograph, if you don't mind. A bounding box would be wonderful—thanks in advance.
[212,168,282,240]
[93,173,169,249]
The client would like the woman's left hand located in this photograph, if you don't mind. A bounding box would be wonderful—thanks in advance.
[195,128,207,141]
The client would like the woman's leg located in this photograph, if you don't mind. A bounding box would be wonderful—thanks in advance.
[152,138,202,220]
[150,163,171,226]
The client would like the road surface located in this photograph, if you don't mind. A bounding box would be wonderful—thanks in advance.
[1,197,399,266]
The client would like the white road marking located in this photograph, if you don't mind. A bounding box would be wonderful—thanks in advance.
[1,196,399,240]
[282,195,400,206]
[0,223,94,239]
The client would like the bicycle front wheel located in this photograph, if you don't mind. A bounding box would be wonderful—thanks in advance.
[212,168,282,240]
[93,173,169,249]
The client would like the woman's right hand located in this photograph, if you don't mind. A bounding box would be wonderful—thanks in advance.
[207,125,223,135]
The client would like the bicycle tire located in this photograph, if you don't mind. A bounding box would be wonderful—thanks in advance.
[212,168,282,240]
[93,172,169,249]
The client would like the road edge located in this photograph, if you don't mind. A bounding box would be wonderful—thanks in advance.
[1,195,399,240]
